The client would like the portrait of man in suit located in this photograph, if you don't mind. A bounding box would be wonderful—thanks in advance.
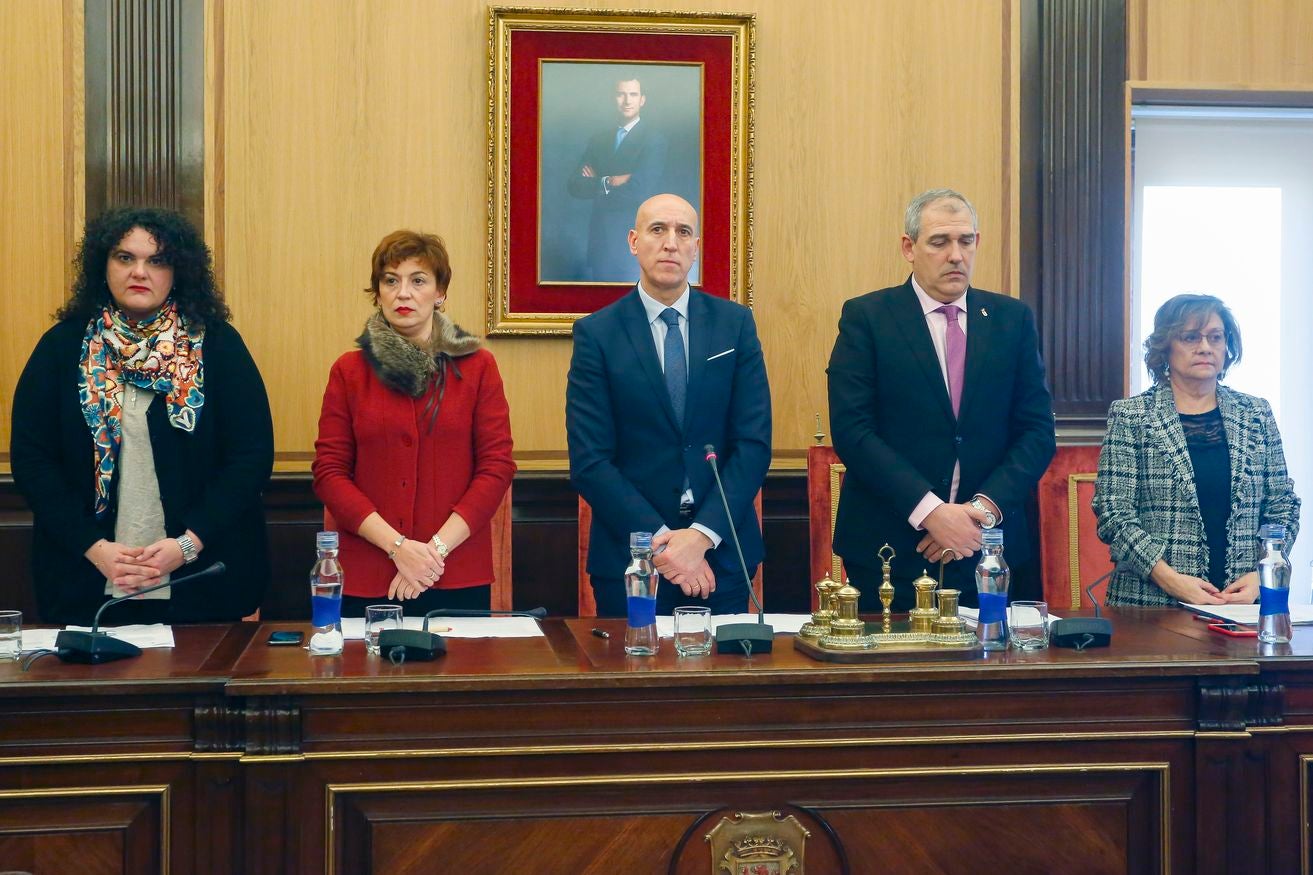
[827,189,1056,610]
[567,193,771,616]
[538,64,702,286]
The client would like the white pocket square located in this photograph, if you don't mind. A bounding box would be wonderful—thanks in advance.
[706,348,735,361]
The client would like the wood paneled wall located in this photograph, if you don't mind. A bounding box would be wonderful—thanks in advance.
[1129,0,1313,84]
[218,0,1018,467]
[7,1,1313,467]
[0,0,81,458]
[0,0,1019,469]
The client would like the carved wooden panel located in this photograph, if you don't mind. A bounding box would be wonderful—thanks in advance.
[84,0,204,225]
[325,767,1166,875]
[1020,0,1128,439]
[0,789,164,875]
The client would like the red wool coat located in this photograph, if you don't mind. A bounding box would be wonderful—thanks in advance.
[312,347,515,598]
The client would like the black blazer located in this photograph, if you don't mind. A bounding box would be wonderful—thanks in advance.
[826,279,1055,597]
[10,318,274,624]
[567,289,771,587]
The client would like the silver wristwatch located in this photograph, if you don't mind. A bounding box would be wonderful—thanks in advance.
[175,533,199,564]
[970,498,998,529]
[431,534,450,558]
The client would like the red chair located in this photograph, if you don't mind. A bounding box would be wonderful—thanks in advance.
[577,493,765,618]
[1037,446,1113,610]
[806,444,847,610]
[323,484,514,611]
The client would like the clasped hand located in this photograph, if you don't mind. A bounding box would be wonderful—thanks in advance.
[652,528,716,599]
[388,537,445,600]
[916,501,994,563]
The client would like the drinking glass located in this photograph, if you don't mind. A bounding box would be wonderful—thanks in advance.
[0,612,19,660]
[673,606,713,656]
[365,605,404,655]
[1009,601,1049,651]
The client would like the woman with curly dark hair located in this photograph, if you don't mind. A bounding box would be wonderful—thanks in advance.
[10,207,274,624]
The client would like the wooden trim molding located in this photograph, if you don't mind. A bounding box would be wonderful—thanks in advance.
[84,0,205,226]
[1019,0,1128,440]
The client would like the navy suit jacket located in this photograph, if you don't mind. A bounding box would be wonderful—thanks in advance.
[566,119,669,281]
[826,279,1055,596]
[567,288,771,583]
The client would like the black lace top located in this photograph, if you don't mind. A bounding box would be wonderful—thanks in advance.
[1179,407,1230,588]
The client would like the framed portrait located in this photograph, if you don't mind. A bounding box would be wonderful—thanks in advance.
[487,7,755,335]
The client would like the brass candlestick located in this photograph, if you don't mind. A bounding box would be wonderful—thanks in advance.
[877,544,895,633]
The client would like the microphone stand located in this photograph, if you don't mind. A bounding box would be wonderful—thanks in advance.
[55,561,227,664]
[1049,564,1118,650]
[703,445,774,656]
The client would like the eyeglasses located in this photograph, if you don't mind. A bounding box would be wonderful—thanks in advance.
[1176,330,1227,348]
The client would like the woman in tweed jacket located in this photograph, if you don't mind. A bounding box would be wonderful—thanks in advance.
[1093,294,1299,607]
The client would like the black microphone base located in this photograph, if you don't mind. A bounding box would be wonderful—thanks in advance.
[1050,617,1112,649]
[378,628,446,662]
[715,622,775,656]
[55,630,142,664]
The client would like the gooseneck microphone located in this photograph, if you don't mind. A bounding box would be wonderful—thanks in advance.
[703,445,774,656]
[55,561,227,664]
[378,607,548,664]
[1049,563,1119,650]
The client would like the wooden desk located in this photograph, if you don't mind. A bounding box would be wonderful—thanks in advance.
[2,613,1311,874]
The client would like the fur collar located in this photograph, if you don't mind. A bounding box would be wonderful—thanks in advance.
[357,310,481,398]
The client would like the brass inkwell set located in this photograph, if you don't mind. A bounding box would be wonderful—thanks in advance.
[795,544,981,662]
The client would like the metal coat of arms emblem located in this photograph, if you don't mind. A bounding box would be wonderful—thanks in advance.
[705,810,809,875]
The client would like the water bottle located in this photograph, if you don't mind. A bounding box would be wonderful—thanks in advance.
[1257,524,1291,644]
[309,531,344,655]
[974,528,1010,651]
[624,531,659,656]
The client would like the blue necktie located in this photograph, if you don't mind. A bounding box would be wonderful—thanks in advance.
[659,308,686,426]
[614,126,628,151]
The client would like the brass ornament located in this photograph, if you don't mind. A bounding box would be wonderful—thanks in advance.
[705,810,809,874]
[795,538,979,660]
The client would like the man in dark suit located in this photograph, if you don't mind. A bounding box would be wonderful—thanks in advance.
[567,194,771,616]
[827,189,1055,609]
[566,76,669,283]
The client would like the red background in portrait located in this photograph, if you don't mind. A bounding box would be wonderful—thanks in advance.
[508,29,735,314]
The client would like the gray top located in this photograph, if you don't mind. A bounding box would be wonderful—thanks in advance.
[107,383,170,598]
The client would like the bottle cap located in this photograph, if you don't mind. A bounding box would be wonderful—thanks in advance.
[629,531,653,550]
[981,528,1004,547]
[1259,524,1287,541]
[316,531,339,550]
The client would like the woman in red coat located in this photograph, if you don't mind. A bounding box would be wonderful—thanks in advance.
[313,231,515,616]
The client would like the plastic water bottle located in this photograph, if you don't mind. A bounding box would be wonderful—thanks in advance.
[309,531,344,655]
[1257,524,1291,645]
[624,532,659,655]
[974,528,1010,651]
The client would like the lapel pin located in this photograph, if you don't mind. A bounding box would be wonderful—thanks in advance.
[980,308,988,316]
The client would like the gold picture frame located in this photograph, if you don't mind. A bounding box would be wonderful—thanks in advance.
[486,6,755,335]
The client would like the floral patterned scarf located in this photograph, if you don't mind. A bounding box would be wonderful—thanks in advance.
[78,300,206,518]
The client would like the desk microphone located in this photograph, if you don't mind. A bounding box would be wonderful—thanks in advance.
[55,561,227,664]
[377,607,548,663]
[703,445,774,655]
[1050,563,1120,650]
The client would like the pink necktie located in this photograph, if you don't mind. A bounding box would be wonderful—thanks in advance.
[936,304,965,417]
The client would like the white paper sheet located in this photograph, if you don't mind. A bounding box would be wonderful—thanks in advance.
[956,608,1062,630]
[1181,603,1313,626]
[340,616,544,639]
[27,623,177,650]
[654,612,812,638]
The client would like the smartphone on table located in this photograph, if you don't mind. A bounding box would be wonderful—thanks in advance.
[267,630,305,646]
[1208,622,1257,638]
